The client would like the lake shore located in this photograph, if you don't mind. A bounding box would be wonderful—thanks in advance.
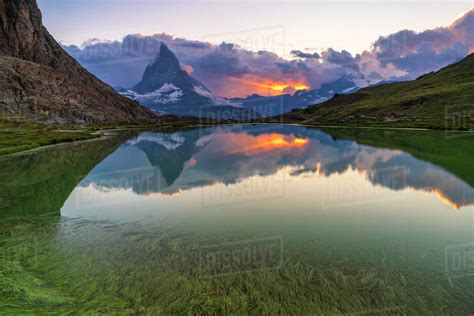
[2,120,473,157]
[0,117,227,156]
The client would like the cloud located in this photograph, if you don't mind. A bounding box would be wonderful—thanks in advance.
[368,8,474,78]
[63,8,474,97]
[290,50,321,59]
[322,48,359,72]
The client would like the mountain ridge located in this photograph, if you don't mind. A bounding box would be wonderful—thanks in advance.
[120,44,260,121]
[278,53,474,129]
[230,76,357,117]
[0,0,157,124]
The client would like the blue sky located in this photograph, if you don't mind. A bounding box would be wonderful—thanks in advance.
[38,0,472,55]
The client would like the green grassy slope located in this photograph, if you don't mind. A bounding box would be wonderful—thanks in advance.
[281,54,474,129]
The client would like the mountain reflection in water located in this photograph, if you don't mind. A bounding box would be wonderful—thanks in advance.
[71,125,474,211]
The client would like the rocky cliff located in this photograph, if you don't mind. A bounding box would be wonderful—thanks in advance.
[0,0,157,124]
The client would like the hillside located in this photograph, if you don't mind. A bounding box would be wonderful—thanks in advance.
[0,0,156,124]
[280,54,474,129]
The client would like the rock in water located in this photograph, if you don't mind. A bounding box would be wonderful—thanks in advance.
[0,0,157,124]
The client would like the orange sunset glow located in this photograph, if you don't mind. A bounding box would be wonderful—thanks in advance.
[430,189,462,210]
[228,75,310,97]
[228,133,309,155]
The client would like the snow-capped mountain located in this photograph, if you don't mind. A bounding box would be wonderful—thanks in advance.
[119,44,259,120]
[229,77,358,117]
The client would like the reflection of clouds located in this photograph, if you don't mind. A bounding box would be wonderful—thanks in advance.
[81,125,474,209]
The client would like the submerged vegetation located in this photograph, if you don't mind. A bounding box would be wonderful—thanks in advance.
[1,125,474,313]
[1,216,474,314]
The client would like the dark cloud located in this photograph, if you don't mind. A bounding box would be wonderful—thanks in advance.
[174,41,211,49]
[291,50,321,59]
[197,43,252,77]
[321,48,359,72]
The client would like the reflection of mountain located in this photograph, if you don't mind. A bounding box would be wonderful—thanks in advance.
[131,132,209,186]
[79,125,474,210]
[79,129,215,195]
[0,133,134,217]
[323,128,474,188]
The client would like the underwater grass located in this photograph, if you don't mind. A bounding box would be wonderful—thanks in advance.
[1,217,473,314]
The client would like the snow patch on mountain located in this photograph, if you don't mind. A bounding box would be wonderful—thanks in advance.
[342,87,358,94]
[120,83,183,105]
[193,85,212,98]
[157,83,180,93]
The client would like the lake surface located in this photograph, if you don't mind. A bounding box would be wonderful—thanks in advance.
[1,124,474,314]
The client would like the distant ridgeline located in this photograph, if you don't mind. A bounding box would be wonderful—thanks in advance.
[229,77,358,117]
[278,54,474,129]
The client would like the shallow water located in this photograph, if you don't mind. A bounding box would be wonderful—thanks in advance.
[1,125,474,314]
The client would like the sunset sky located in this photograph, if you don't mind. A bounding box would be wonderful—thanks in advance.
[38,1,474,97]
[38,0,471,55]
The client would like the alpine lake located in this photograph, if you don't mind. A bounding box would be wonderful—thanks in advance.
[1,124,474,314]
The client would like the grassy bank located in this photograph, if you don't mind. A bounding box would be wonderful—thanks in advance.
[0,114,227,156]
[0,121,101,156]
